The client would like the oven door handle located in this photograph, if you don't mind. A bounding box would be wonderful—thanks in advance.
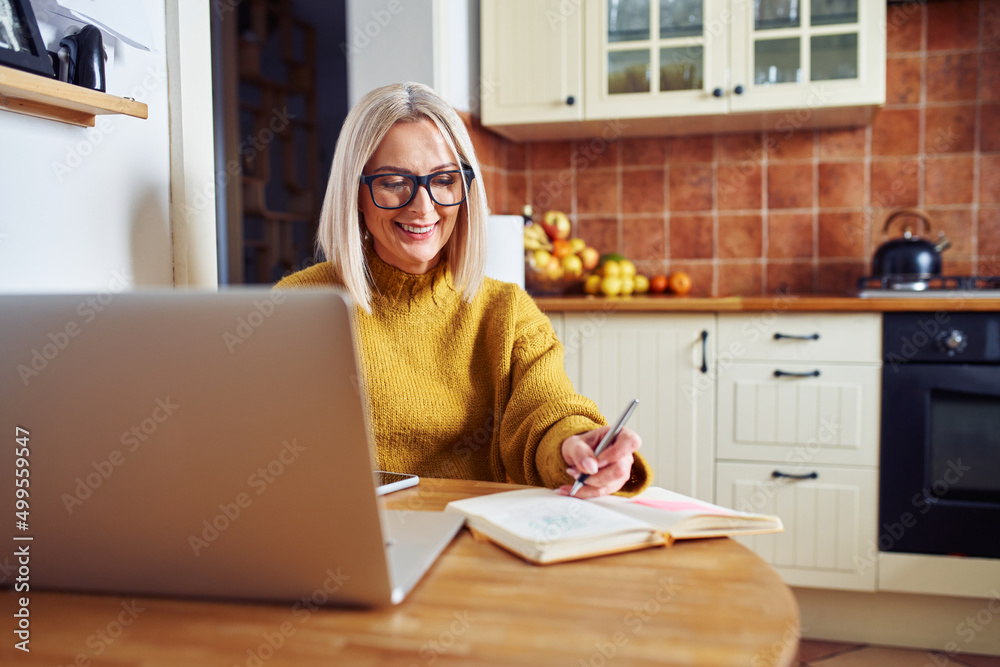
[771,470,819,480]
[773,369,821,378]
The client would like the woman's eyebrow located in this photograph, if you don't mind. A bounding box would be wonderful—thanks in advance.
[371,163,459,174]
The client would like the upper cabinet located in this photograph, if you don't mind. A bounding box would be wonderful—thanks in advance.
[480,0,885,141]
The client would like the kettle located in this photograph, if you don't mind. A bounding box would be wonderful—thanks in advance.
[871,208,950,278]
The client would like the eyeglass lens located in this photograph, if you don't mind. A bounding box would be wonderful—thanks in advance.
[370,172,467,208]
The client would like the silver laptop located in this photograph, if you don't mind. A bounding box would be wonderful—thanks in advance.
[0,289,464,606]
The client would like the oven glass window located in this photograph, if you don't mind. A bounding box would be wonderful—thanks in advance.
[929,389,1000,502]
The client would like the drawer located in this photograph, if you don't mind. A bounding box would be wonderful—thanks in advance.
[717,362,880,466]
[718,313,881,363]
[716,461,878,591]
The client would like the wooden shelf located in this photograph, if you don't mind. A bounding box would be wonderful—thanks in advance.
[0,65,147,127]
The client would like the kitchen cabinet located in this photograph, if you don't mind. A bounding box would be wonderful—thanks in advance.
[481,0,885,140]
[557,312,716,502]
[714,312,882,591]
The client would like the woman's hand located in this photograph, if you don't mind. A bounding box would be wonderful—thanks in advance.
[556,426,642,498]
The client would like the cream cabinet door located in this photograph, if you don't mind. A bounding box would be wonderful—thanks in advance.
[717,461,878,591]
[562,313,716,501]
[716,362,880,466]
[480,0,585,126]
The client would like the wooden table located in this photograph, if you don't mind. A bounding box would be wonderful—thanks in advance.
[2,479,799,666]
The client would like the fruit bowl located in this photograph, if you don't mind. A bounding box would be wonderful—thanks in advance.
[524,266,583,296]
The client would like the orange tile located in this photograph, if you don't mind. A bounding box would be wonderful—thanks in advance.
[622,216,666,260]
[818,162,865,209]
[717,133,763,162]
[577,216,619,256]
[576,168,620,214]
[769,130,815,161]
[718,214,763,259]
[669,136,714,163]
[717,261,763,296]
[528,140,572,170]
[984,51,1000,103]
[718,163,763,211]
[980,208,1000,259]
[987,2,1000,52]
[669,214,714,259]
[925,207,973,255]
[981,155,1000,204]
[574,136,620,170]
[943,256,974,276]
[669,165,714,211]
[767,261,815,295]
[981,104,1000,152]
[529,170,574,214]
[622,167,665,214]
[872,109,920,156]
[506,142,527,171]
[871,157,920,208]
[665,261,713,297]
[926,0,980,51]
[767,163,814,209]
[817,260,867,295]
[768,212,814,259]
[484,169,504,214]
[506,172,527,215]
[887,2,924,54]
[885,56,922,106]
[926,155,975,205]
[925,105,976,154]
[622,137,668,166]
[819,128,867,159]
[819,211,867,259]
[927,53,978,103]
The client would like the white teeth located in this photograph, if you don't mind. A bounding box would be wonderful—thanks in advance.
[400,223,434,234]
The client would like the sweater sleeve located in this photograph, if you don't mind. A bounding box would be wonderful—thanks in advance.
[497,290,652,496]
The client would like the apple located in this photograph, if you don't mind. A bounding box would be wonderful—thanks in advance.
[542,210,571,240]
[562,254,583,278]
[568,237,586,254]
[532,249,552,269]
[543,256,564,280]
[579,247,600,271]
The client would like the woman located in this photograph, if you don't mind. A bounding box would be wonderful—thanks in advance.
[276,82,650,498]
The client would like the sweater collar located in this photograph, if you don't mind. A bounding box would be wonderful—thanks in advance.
[366,247,457,310]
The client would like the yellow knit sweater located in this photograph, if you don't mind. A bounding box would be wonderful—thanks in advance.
[275,252,651,495]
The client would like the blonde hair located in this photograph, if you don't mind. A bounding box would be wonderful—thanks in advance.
[316,82,488,313]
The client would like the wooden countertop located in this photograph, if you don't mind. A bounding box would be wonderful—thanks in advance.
[533,293,1000,312]
[3,479,800,666]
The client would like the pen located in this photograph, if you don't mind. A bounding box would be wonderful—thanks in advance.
[570,398,639,497]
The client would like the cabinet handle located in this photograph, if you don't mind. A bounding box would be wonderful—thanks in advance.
[774,332,820,341]
[700,329,708,374]
[712,87,723,97]
[771,470,819,480]
[734,85,745,95]
[566,95,575,105]
[773,369,821,378]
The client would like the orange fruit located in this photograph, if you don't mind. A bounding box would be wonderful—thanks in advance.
[668,271,692,295]
[551,239,572,258]
[649,274,669,293]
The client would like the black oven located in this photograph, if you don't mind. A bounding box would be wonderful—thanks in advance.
[880,312,1000,559]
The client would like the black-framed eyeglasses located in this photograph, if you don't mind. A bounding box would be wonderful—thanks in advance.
[359,168,475,210]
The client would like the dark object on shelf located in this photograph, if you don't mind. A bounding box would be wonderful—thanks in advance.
[0,0,55,78]
[59,25,106,92]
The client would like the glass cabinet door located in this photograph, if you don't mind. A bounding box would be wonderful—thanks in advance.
[750,0,860,88]
[603,0,710,97]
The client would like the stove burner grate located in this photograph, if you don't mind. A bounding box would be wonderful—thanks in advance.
[857,275,1000,292]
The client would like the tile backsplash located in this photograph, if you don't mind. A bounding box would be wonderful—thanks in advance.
[463,0,1000,297]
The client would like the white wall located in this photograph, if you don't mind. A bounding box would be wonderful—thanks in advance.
[0,0,172,291]
[345,0,479,111]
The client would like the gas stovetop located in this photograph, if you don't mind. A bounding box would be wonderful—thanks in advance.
[857,275,1000,298]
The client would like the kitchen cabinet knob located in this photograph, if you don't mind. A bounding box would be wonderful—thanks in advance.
[771,470,819,480]
[566,95,575,106]
[773,369,821,378]
[734,85,745,95]
[712,88,723,98]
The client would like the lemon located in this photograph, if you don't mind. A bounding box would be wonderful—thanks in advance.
[584,274,602,295]
[620,277,635,296]
[600,260,621,279]
[620,260,637,278]
[600,276,623,296]
[634,275,649,293]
